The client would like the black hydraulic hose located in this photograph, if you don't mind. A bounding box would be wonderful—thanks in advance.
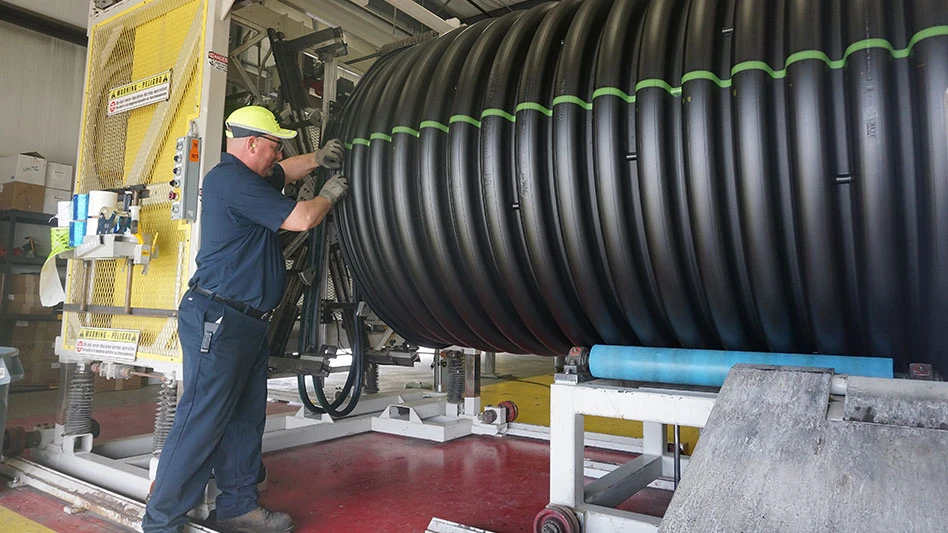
[329,0,948,375]
[310,306,365,418]
[296,305,362,416]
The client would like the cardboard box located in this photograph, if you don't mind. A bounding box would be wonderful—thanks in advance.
[44,162,74,191]
[0,153,47,186]
[43,187,72,214]
[10,320,61,386]
[5,274,52,316]
[0,182,46,212]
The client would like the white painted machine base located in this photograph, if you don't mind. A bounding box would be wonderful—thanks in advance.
[547,379,716,532]
[371,393,508,442]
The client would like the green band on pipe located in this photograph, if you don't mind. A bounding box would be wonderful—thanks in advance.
[591,87,635,102]
[841,38,895,63]
[552,95,593,110]
[680,70,732,88]
[635,78,679,94]
[731,60,783,78]
[449,115,481,127]
[346,24,948,147]
[515,102,553,116]
[392,126,420,137]
[905,25,948,56]
[420,120,449,133]
[481,108,517,122]
[785,49,837,70]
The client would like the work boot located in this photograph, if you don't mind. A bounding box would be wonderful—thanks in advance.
[215,506,294,532]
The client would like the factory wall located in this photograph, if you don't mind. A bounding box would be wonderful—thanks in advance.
[0,1,88,165]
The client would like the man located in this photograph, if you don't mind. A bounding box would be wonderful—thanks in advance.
[142,105,348,532]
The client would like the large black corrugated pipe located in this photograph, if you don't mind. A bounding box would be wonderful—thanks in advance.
[329,0,948,375]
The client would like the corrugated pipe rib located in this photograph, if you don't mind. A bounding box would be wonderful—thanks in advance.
[328,0,948,374]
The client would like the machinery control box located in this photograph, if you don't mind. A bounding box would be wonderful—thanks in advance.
[170,135,201,222]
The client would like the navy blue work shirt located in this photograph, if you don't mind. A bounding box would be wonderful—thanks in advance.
[189,152,296,311]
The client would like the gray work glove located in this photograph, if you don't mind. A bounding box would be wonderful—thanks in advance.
[314,139,345,169]
[318,176,349,204]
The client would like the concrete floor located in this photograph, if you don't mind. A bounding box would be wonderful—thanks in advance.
[1,352,669,532]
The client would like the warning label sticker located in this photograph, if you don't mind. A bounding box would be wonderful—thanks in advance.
[106,70,172,116]
[76,328,141,361]
[208,51,228,73]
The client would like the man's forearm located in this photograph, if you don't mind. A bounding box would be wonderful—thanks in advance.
[281,196,333,231]
[280,153,320,184]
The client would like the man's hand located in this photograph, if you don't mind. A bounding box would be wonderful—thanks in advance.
[315,139,345,169]
[318,176,349,204]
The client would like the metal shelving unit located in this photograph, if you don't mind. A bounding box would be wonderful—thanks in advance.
[0,209,62,343]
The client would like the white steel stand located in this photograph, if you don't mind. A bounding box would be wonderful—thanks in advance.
[545,379,716,532]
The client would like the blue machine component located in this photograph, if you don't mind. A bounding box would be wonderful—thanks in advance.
[588,345,893,387]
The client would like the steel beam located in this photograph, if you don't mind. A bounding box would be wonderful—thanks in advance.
[381,0,458,34]
[0,1,87,46]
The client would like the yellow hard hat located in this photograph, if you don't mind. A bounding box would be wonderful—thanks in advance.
[225,106,297,139]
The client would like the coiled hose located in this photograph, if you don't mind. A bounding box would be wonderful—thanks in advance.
[330,0,948,374]
[296,302,364,418]
[296,218,365,417]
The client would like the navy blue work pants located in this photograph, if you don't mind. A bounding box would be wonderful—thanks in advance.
[142,290,270,532]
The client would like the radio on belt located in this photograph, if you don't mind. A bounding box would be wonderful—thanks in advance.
[170,134,202,222]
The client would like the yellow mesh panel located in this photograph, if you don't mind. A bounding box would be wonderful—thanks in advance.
[63,0,208,365]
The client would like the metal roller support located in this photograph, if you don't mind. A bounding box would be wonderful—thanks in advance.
[586,345,893,387]
[329,0,948,375]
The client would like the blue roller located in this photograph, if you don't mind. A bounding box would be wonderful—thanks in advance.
[588,345,893,387]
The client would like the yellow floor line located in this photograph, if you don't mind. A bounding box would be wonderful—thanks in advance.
[482,373,701,452]
[0,506,57,533]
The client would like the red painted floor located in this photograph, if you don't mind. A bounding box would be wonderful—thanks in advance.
[256,433,670,532]
[260,433,551,532]
[4,397,671,532]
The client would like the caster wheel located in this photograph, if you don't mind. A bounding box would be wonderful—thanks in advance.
[498,400,518,423]
[3,427,25,457]
[533,504,581,533]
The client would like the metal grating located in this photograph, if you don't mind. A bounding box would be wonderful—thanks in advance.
[63,0,207,364]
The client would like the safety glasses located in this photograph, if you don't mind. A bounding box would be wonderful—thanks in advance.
[257,135,284,154]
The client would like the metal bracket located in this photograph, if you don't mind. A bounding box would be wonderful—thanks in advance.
[555,346,593,384]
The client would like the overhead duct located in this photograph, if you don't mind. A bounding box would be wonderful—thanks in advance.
[380,0,460,34]
[329,0,948,375]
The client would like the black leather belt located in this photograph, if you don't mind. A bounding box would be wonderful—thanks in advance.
[191,287,272,321]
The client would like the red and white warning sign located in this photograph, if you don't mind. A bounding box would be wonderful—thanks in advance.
[106,70,172,117]
[76,327,140,361]
[208,51,228,73]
